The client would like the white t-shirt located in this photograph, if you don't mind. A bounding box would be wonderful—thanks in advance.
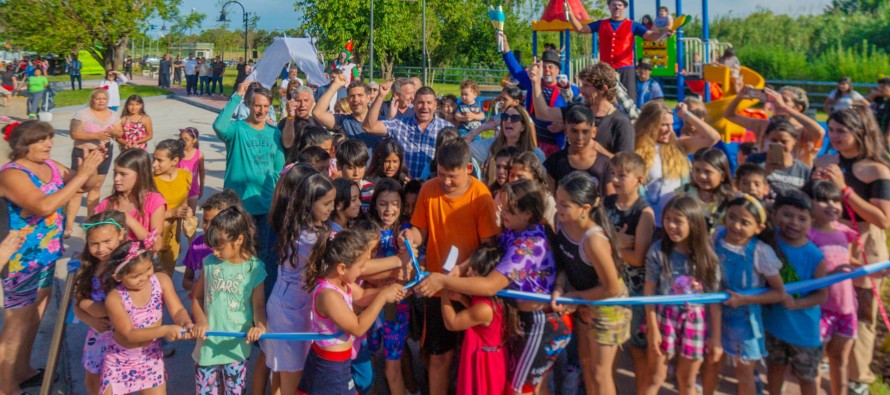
[97,74,129,107]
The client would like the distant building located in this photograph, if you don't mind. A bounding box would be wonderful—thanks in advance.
[169,42,215,59]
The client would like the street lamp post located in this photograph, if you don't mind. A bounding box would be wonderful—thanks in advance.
[370,0,374,81]
[218,1,250,62]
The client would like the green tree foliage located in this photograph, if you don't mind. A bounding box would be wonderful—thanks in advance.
[0,0,181,71]
[701,5,890,81]
[293,0,611,76]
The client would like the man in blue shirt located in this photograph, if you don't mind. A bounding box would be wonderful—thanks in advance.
[636,61,664,106]
[66,54,82,90]
[314,75,383,150]
[499,32,579,156]
[363,79,453,179]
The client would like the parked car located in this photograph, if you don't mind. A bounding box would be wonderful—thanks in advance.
[144,57,160,66]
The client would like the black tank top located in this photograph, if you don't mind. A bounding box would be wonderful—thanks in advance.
[603,195,649,236]
[555,225,605,291]
[839,155,890,222]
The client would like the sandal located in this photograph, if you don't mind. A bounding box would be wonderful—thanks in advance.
[19,368,44,389]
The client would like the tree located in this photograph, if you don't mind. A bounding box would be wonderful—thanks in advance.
[0,0,180,71]
[169,9,208,57]
[826,0,885,15]
[294,0,421,78]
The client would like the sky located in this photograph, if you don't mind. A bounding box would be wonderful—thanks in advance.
[169,0,834,33]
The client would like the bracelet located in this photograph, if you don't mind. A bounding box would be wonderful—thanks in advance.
[842,186,853,202]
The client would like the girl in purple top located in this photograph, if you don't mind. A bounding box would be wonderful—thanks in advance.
[417,179,569,394]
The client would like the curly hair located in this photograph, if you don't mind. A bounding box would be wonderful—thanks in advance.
[577,62,618,102]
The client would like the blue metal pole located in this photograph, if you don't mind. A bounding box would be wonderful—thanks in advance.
[629,0,635,21]
[656,0,661,11]
[702,0,710,63]
[532,31,538,57]
[675,0,685,102]
[564,30,571,73]
[592,33,598,59]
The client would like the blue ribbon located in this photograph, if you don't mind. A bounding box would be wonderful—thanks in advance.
[183,330,344,341]
[173,261,890,340]
[496,260,890,306]
[403,237,429,290]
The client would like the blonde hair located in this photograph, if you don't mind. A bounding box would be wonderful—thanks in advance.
[634,101,690,180]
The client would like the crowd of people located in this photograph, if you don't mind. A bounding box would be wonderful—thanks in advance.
[2,1,890,395]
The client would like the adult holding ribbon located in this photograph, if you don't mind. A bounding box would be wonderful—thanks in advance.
[0,120,105,395]
[813,104,890,395]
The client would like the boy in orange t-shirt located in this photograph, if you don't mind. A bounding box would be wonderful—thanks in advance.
[402,139,500,395]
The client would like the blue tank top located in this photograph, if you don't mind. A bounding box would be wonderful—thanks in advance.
[762,239,824,348]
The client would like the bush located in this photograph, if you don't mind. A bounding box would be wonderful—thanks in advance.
[809,40,890,82]
[736,46,809,80]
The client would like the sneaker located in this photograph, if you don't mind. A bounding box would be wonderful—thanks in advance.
[849,382,870,395]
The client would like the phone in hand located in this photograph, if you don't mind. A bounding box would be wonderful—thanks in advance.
[751,88,767,101]
[767,142,784,167]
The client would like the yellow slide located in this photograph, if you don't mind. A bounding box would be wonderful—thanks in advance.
[700,65,765,141]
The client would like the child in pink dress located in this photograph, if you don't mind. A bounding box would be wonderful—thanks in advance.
[441,246,509,395]
[100,241,193,395]
[177,127,205,212]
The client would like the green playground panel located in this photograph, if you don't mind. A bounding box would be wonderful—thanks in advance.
[78,50,106,75]
[635,36,677,77]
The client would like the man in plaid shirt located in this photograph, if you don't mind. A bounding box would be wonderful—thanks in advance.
[363,79,453,179]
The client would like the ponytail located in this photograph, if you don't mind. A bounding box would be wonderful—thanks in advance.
[303,229,374,291]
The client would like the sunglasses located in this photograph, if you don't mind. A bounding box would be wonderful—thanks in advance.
[501,113,522,123]
[370,88,379,92]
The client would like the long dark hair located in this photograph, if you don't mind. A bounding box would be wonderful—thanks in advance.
[558,171,623,274]
[109,149,158,221]
[659,195,720,292]
[829,104,890,168]
[367,139,409,184]
[369,178,403,232]
[691,147,735,203]
[500,179,546,227]
[303,229,374,291]
[272,171,334,268]
[75,211,126,302]
[332,178,360,224]
[468,246,521,338]
[205,205,258,259]
[121,95,146,117]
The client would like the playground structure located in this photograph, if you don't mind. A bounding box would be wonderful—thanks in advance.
[531,0,765,142]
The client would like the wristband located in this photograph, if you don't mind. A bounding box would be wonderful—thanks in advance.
[842,186,853,202]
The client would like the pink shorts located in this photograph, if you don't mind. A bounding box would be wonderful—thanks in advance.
[659,304,707,360]
[820,309,857,340]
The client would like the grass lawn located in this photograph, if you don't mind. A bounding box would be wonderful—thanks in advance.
[54,85,172,108]
[46,74,104,83]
